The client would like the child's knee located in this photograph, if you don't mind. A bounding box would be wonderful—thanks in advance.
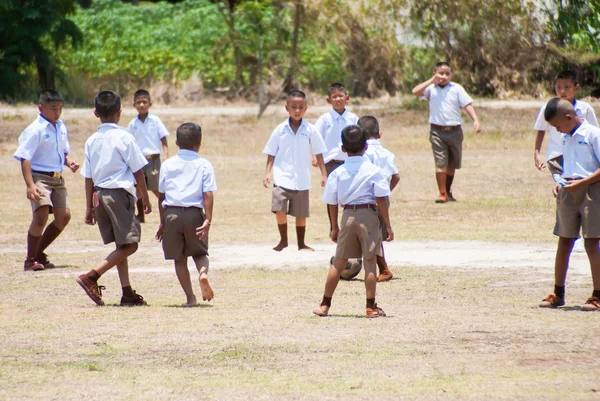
[332,258,348,272]
[54,209,71,228]
[584,238,599,254]
[31,207,49,227]
[121,242,138,254]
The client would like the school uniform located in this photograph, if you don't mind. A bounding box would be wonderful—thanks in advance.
[322,155,390,259]
[263,118,326,217]
[159,149,217,260]
[365,138,398,230]
[554,122,600,239]
[14,115,71,211]
[81,123,148,245]
[314,109,359,175]
[534,99,598,174]
[128,113,170,191]
[421,82,473,169]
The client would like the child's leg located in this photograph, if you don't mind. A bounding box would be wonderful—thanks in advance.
[24,206,49,270]
[174,258,197,306]
[115,254,147,306]
[273,211,288,251]
[313,258,347,316]
[93,243,139,277]
[446,166,456,199]
[363,257,377,300]
[434,167,448,202]
[152,190,160,199]
[295,217,314,251]
[540,236,574,308]
[193,255,213,301]
[36,207,71,263]
[584,238,600,293]
[376,244,393,281]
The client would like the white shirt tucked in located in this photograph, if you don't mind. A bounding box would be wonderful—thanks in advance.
[263,119,327,191]
[159,149,217,209]
[14,115,70,172]
[322,155,390,206]
[365,139,398,180]
[561,122,600,179]
[422,82,473,126]
[81,123,148,197]
[315,109,359,163]
[128,113,170,156]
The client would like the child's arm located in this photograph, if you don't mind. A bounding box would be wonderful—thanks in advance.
[328,204,339,242]
[464,104,481,133]
[197,191,213,240]
[64,154,80,173]
[390,173,400,192]
[586,106,599,127]
[156,192,166,241]
[263,155,275,188]
[534,130,547,171]
[133,169,151,214]
[160,137,169,161]
[20,159,42,201]
[315,154,327,187]
[412,73,442,97]
[376,196,394,241]
[84,177,96,225]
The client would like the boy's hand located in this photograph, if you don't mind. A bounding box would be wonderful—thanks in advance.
[534,152,546,171]
[85,208,96,225]
[563,180,580,193]
[552,184,562,198]
[311,155,319,167]
[330,227,339,243]
[196,220,211,240]
[68,161,80,173]
[143,199,152,214]
[473,120,481,133]
[432,73,444,85]
[155,224,164,241]
[385,226,394,242]
[263,175,271,188]
[26,185,42,201]
[320,174,327,188]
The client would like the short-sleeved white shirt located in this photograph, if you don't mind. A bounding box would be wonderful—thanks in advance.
[422,82,473,126]
[81,123,148,197]
[561,122,600,179]
[159,149,217,209]
[365,139,399,181]
[534,99,598,161]
[263,119,327,191]
[322,155,391,206]
[127,113,170,156]
[14,115,70,172]
[315,109,359,163]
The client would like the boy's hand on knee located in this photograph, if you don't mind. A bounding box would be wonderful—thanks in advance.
[85,208,96,225]
[26,186,42,201]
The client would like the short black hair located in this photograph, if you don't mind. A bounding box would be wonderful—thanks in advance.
[176,122,202,150]
[287,89,306,101]
[357,115,379,139]
[544,97,562,121]
[328,83,347,96]
[133,89,151,101]
[341,125,366,154]
[95,90,121,119]
[435,61,451,70]
[39,89,64,105]
[555,70,578,86]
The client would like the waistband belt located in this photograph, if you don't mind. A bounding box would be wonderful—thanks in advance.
[145,154,160,160]
[32,170,62,178]
[343,204,377,211]
[431,124,461,131]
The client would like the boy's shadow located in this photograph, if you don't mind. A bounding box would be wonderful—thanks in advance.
[560,306,583,312]
[164,303,214,309]
[343,277,401,283]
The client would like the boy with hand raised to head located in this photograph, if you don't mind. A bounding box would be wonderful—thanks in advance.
[14,89,80,271]
[540,98,600,312]
[263,90,328,252]
[313,125,394,318]
[156,122,216,307]
[77,90,151,307]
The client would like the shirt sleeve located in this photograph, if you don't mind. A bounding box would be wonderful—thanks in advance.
[585,105,599,127]
[589,129,600,166]
[533,105,548,131]
[13,126,40,162]
[63,125,71,155]
[81,140,93,179]
[373,170,391,198]
[202,161,218,192]
[314,114,328,142]
[127,119,135,134]
[158,160,166,193]
[123,135,149,173]
[310,126,327,155]
[262,127,280,156]
[457,85,473,108]
[156,117,170,139]
[421,85,432,101]
[321,173,339,205]
[386,153,399,176]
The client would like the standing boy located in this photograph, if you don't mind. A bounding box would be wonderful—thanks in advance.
[263,90,327,252]
[313,125,394,318]
[14,89,80,271]
[359,115,400,282]
[156,122,216,307]
[540,98,600,311]
[77,90,151,307]
[128,89,170,222]
[412,62,481,203]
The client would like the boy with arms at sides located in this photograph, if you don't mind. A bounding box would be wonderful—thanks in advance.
[14,89,80,271]
[313,125,394,318]
[412,62,481,203]
[263,90,328,252]
[540,98,600,311]
[358,115,400,282]
[77,90,151,307]
[156,122,216,307]
[128,89,170,223]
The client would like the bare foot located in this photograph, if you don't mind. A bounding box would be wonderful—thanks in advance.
[273,241,288,252]
[182,299,197,308]
[298,245,314,251]
[312,305,329,316]
[199,277,214,301]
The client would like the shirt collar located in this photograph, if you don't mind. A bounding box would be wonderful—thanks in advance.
[345,155,368,163]
[435,82,454,89]
[38,114,59,128]
[97,122,121,132]
[571,122,585,137]
[366,139,381,146]
[137,112,152,122]
[285,118,306,132]
[178,149,199,158]
[329,109,347,120]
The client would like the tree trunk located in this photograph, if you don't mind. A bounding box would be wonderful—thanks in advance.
[35,54,55,90]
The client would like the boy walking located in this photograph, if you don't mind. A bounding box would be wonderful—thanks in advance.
[156,122,216,307]
[14,89,80,271]
[359,115,400,282]
[539,98,600,311]
[313,125,394,318]
[263,90,327,252]
[77,90,151,307]
[412,62,481,203]
[128,89,170,222]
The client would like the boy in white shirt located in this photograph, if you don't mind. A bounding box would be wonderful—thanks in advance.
[263,90,327,252]
[77,90,151,307]
[156,122,217,307]
[128,89,170,222]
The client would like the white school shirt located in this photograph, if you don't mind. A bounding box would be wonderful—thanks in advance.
[322,155,390,206]
[159,149,217,209]
[365,139,399,181]
[263,118,327,191]
[81,123,148,197]
[127,113,170,156]
[14,115,70,172]
[421,82,473,126]
[561,122,600,179]
[534,99,598,161]
[315,109,359,163]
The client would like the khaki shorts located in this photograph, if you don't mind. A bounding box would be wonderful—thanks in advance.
[554,181,600,239]
[335,208,383,260]
[326,160,344,176]
[30,172,69,213]
[272,186,309,218]
[94,188,141,245]
[430,126,463,169]
[162,206,209,260]
[142,157,161,191]
[547,155,564,176]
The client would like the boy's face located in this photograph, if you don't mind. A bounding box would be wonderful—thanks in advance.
[554,78,579,102]
[327,89,349,112]
[548,114,576,134]
[433,66,452,86]
[134,96,152,115]
[38,101,63,124]
[285,96,307,121]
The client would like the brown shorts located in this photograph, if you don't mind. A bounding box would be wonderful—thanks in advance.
[554,181,600,239]
[30,172,69,213]
[142,157,161,191]
[335,208,383,260]
[272,186,309,218]
[326,160,344,176]
[162,206,208,260]
[430,126,463,169]
[94,188,141,245]
[547,155,564,176]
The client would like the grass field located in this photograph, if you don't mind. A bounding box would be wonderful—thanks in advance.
[1,101,599,400]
